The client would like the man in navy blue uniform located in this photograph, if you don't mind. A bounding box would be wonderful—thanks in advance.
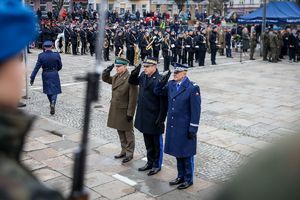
[30,41,62,115]
[155,63,201,190]
[129,57,167,176]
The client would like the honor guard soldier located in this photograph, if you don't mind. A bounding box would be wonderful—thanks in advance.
[210,26,218,65]
[64,24,72,54]
[80,27,88,55]
[129,57,167,176]
[115,30,124,56]
[125,29,136,66]
[30,41,62,115]
[170,31,177,62]
[162,34,171,71]
[176,33,184,64]
[102,57,138,163]
[0,0,64,199]
[103,30,110,61]
[154,63,201,190]
[152,29,162,60]
[185,31,194,67]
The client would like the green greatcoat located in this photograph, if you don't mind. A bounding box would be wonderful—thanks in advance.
[0,109,65,200]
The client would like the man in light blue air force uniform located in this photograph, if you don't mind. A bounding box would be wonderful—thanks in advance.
[154,63,201,190]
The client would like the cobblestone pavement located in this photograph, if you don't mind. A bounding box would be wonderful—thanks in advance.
[23,49,300,184]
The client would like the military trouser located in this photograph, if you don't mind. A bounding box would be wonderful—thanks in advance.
[171,49,177,63]
[65,39,70,54]
[90,44,95,56]
[194,49,200,62]
[47,94,57,105]
[269,47,277,62]
[183,49,188,64]
[71,42,77,55]
[250,47,255,59]
[176,156,194,184]
[211,48,217,64]
[103,47,109,61]
[117,129,135,157]
[153,49,160,60]
[199,50,206,66]
[263,45,269,60]
[188,51,194,67]
[81,41,87,55]
[143,133,163,168]
[126,48,134,66]
[163,54,170,71]
[289,47,296,61]
[219,48,224,56]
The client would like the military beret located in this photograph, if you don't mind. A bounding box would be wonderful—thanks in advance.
[143,57,158,66]
[172,63,188,72]
[115,57,129,66]
[0,0,37,62]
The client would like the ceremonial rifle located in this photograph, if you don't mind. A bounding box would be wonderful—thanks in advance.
[68,1,108,200]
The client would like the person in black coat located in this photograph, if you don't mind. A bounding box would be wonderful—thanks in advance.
[71,27,78,55]
[288,30,298,62]
[176,33,184,64]
[80,28,87,55]
[162,34,171,71]
[170,31,177,62]
[87,27,96,56]
[114,31,124,56]
[128,57,168,176]
[125,29,136,66]
[225,29,233,58]
[209,26,218,65]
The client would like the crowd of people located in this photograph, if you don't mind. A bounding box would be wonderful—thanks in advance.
[35,7,300,71]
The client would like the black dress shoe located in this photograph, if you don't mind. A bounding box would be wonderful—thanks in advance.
[122,156,133,163]
[177,182,193,190]
[169,178,184,186]
[50,104,55,115]
[147,168,161,176]
[114,153,126,159]
[138,163,152,171]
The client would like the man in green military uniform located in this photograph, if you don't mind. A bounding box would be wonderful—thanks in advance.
[249,31,257,60]
[269,29,278,63]
[102,57,138,163]
[276,30,283,62]
[0,0,64,199]
[262,29,270,61]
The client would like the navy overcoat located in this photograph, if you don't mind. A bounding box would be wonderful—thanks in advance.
[30,50,62,95]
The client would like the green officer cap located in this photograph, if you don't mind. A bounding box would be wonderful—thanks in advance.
[115,57,129,66]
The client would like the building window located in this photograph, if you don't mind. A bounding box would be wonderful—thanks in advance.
[250,0,254,4]
[167,4,172,12]
[156,5,161,12]
[142,4,147,13]
[132,4,136,12]
[109,4,114,11]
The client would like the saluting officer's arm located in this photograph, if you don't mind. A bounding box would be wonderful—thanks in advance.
[189,85,201,134]
[153,81,169,97]
[30,54,42,81]
[101,70,113,85]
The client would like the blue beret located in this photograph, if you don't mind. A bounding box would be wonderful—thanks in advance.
[43,41,53,47]
[0,0,37,62]
[172,63,189,72]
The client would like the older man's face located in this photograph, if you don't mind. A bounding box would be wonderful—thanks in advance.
[173,71,187,82]
[143,64,156,76]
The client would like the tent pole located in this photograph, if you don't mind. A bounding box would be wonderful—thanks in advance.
[261,0,267,57]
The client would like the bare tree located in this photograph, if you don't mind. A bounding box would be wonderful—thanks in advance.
[53,0,65,12]
[174,0,186,12]
[209,0,225,15]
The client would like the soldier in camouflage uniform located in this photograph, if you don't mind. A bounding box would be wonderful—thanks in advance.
[262,29,270,61]
[249,31,257,60]
[276,30,283,62]
[0,1,64,199]
[269,30,278,63]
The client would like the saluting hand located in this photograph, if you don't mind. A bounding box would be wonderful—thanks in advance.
[160,70,171,86]
[131,64,141,76]
[104,64,114,73]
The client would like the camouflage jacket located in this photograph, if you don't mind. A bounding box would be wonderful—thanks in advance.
[0,109,65,200]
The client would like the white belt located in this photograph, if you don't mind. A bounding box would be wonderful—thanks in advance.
[185,45,191,48]
[171,44,175,48]
[195,46,199,48]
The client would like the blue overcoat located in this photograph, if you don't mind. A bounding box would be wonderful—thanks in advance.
[155,77,201,158]
[133,70,168,135]
[30,50,62,95]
